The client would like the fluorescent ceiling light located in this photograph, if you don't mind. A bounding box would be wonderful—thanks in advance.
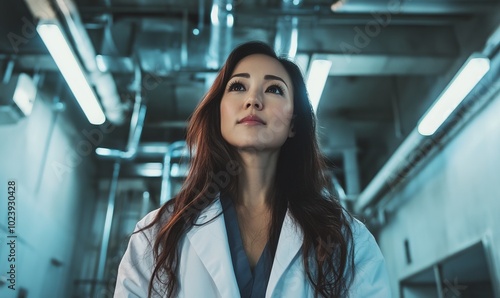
[210,4,219,26]
[306,59,332,113]
[37,22,106,125]
[13,73,37,116]
[418,55,490,136]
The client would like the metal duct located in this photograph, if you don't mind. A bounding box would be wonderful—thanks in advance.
[2,60,15,84]
[24,0,126,125]
[94,104,146,159]
[160,141,189,204]
[95,64,146,160]
[274,0,302,59]
[207,0,234,69]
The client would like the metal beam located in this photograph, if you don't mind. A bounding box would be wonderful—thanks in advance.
[312,54,455,76]
[78,5,472,25]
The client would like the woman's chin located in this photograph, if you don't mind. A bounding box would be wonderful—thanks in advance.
[234,144,283,153]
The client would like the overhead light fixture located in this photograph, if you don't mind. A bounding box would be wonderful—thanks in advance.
[12,73,37,117]
[0,73,37,124]
[331,0,347,12]
[37,22,106,125]
[417,54,490,136]
[306,59,332,113]
[210,3,219,26]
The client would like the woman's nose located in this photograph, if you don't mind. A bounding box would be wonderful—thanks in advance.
[244,91,263,110]
[245,101,262,110]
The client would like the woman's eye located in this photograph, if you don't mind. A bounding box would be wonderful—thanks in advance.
[266,85,284,95]
[228,82,245,92]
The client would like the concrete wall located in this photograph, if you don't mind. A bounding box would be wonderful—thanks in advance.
[0,83,97,297]
[377,78,500,297]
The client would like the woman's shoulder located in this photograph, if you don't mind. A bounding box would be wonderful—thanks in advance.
[344,213,392,297]
[341,210,375,244]
[344,213,382,257]
[115,207,174,298]
[348,215,373,239]
[137,208,161,227]
[134,203,175,236]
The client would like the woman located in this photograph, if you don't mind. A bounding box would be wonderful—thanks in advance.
[115,41,390,298]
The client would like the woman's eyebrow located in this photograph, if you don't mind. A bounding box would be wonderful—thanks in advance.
[230,73,250,79]
[264,75,288,88]
[230,73,288,88]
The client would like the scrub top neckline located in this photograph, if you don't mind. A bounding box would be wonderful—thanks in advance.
[221,195,274,298]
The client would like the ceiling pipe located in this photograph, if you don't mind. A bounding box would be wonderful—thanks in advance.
[2,59,15,84]
[77,0,500,15]
[274,17,299,59]
[206,0,233,69]
[126,65,143,149]
[94,104,146,160]
[197,0,205,33]
[25,0,126,125]
[181,10,189,68]
[95,64,146,160]
[274,0,302,59]
[160,141,189,204]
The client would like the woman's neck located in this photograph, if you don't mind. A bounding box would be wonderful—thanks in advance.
[236,149,279,209]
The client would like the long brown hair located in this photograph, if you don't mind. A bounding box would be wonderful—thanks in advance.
[143,41,355,297]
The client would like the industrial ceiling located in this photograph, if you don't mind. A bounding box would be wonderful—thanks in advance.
[1,0,499,208]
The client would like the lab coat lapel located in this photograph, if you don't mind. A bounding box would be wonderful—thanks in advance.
[266,209,303,297]
[185,199,240,297]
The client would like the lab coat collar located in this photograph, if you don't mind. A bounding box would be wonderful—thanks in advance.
[185,198,240,297]
[266,209,303,297]
[186,198,303,298]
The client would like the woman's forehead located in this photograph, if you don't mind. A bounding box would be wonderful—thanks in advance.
[231,54,292,83]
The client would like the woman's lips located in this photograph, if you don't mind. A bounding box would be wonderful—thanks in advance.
[238,115,266,125]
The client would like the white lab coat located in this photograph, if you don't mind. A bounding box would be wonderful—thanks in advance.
[114,199,391,297]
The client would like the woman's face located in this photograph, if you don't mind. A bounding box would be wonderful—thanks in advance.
[220,54,295,152]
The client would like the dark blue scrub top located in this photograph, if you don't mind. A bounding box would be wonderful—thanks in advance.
[221,196,273,298]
